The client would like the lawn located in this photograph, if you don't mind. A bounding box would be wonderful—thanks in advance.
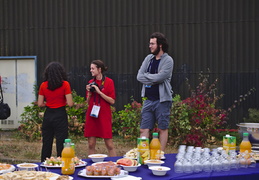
[0,131,177,164]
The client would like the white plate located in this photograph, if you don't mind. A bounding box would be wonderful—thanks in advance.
[78,169,128,179]
[16,163,38,169]
[0,171,73,179]
[88,154,108,158]
[0,165,15,174]
[161,155,166,160]
[40,161,87,168]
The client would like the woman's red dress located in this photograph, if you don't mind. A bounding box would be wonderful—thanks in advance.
[84,77,115,139]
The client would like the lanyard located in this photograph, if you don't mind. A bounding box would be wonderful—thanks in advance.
[92,76,105,105]
[93,93,101,106]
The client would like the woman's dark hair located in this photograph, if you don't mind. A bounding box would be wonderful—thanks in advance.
[91,60,108,73]
[43,62,67,90]
[150,32,169,53]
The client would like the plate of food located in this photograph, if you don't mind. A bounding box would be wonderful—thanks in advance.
[17,163,39,170]
[0,163,15,174]
[91,161,116,165]
[116,158,141,172]
[88,154,108,162]
[41,156,87,168]
[79,161,128,178]
[78,169,128,179]
[0,170,73,180]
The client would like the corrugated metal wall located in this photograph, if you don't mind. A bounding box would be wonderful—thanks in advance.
[0,0,258,127]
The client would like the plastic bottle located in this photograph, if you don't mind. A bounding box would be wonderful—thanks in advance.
[61,139,75,175]
[239,132,252,153]
[150,132,161,160]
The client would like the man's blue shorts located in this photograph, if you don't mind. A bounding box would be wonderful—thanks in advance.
[140,100,172,130]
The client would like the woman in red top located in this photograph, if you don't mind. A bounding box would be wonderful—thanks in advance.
[84,60,117,156]
[38,62,74,162]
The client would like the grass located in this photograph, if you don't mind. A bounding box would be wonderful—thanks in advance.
[0,131,178,164]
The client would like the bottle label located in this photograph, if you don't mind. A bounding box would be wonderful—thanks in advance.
[150,149,161,160]
[61,158,75,175]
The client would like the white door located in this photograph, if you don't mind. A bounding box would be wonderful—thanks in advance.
[0,57,37,129]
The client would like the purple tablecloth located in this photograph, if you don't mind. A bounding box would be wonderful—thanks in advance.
[24,154,259,180]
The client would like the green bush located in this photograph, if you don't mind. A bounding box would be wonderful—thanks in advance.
[243,108,259,123]
[19,102,44,141]
[112,98,142,141]
[19,90,87,141]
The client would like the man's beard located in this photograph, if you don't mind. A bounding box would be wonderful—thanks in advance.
[151,46,160,55]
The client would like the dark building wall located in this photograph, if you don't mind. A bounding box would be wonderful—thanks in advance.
[0,0,258,127]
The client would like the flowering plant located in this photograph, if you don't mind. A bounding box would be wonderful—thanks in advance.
[169,72,255,147]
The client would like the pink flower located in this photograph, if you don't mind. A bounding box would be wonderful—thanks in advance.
[195,119,201,124]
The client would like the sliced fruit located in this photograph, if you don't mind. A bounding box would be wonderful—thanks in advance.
[116,158,134,166]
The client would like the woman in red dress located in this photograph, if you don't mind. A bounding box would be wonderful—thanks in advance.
[84,60,117,156]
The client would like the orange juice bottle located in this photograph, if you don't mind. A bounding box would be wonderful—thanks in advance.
[61,139,75,175]
[150,132,161,160]
[239,132,252,153]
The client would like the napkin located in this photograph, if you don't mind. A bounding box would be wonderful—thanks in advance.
[111,175,142,180]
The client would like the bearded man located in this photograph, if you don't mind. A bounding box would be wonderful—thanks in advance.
[137,32,174,151]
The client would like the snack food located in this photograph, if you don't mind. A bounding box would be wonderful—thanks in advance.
[0,163,15,174]
[17,163,38,170]
[125,148,138,159]
[56,175,70,180]
[42,156,85,167]
[0,171,59,180]
[85,161,120,176]
[253,153,259,161]
[125,148,165,159]
[0,163,12,171]
[116,158,138,166]
[44,156,62,166]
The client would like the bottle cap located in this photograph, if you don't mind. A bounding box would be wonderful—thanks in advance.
[243,132,249,136]
[65,139,71,143]
[153,132,158,136]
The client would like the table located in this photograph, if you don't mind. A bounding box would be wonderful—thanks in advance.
[23,154,259,179]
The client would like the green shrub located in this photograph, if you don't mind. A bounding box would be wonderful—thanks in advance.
[19,90,87,141]
[112,98,142,141]
[243,108,259,123]
[19,103,44,141]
